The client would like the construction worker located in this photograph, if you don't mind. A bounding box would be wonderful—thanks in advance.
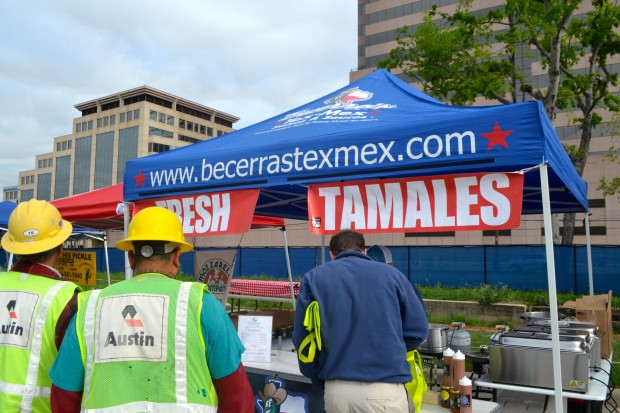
[49,206,253,413]
[0,199,81,412]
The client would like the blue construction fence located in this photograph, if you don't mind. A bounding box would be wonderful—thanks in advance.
[2,245,618,294]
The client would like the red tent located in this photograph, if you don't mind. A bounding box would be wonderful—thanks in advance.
[51,183,284,231]
[51,184,125,230]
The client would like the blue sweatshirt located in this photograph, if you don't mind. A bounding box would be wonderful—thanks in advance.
[292,250,429,388]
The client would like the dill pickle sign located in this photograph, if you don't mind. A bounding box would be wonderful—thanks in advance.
[56,250,97,286]
[194,250,237,306]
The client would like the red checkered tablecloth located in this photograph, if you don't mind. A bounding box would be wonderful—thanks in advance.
[229,279,299,298]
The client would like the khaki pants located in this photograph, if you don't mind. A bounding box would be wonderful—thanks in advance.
[324,380,414,413]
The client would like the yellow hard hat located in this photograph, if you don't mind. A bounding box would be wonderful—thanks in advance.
[116,206,193,254]
[1,199,73,255]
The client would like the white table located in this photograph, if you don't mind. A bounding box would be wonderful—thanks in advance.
[245,339,500,413]
[474,357,612,402]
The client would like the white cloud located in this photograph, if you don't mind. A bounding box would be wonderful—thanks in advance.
[0,0,357,190]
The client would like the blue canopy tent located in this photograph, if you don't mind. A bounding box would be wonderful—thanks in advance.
[0,201,17,270]
[123,69,590,411]
[0,200,17,227]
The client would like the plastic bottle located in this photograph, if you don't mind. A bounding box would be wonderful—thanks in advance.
[452,350,465,393]
[442,348,454,388]
[449,387,460,412]
[459,376,472,413]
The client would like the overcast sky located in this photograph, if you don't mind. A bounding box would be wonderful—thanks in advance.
[0,0,357,191]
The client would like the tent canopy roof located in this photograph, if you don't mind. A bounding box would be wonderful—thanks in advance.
[50,183,284,230]
[123,69,587,219]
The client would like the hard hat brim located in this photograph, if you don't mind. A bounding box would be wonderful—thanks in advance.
[1,220,73,255]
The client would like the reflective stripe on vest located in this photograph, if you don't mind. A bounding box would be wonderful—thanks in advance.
[82,289,102,403]
[1,280,69,412]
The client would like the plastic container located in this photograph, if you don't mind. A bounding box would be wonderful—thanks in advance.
[442,347,454,388]
[459,376,472,413]
[448,322,471,354]
[452,350,465,392]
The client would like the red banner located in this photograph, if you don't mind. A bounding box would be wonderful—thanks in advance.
[308,172,523,234]
[134,189,259,236]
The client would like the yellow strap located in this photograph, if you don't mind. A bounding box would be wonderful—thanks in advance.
[298,301,321,363]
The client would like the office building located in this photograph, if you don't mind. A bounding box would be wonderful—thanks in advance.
[10,86,238,202]
[342,0,620,246]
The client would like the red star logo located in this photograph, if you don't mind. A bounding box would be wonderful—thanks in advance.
[480,122,513,150]
[134,170,146,187]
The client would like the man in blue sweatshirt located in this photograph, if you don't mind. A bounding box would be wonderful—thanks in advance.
[292,230,429,413]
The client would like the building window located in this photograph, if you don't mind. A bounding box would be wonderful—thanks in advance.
[207,127,213,136]
[127,111,133,121]
[68,141,72,149]
[120,112,126,122]
[167,115,174,125]
[199,125,206,134]
[134,109,140,119]
[88,120,93,129]
[148,142,171,153]
[178,134,200,144]
[159,112,166,123]
[148,126,173,139]
[179,119,186,129]
[97,118,103,128]
[187,121,194,131]
[76,123,81,133]
[103,117,109,127]
[82,121,87,131]
[150,110,157,120]
[110,115,115,125]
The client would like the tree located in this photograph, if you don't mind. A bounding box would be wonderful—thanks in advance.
[379,0,620,245]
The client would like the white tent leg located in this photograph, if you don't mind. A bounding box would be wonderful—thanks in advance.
[281,227,295,310]
[123,201,132,280]
[541,164,565,413]
[103,234,111,286]
[585,213,593,295]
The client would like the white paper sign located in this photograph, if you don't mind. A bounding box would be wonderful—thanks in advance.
[238,315,272,363]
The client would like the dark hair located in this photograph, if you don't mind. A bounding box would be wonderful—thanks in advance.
[329,230,366,256]
[16,245,60,264]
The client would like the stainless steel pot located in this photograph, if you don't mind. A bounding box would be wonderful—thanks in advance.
[520,311,567,324]
[418,323,449,354]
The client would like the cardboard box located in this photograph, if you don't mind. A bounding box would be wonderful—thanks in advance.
[575,291,613,359]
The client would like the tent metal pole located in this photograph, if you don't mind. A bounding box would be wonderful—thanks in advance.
[123,201,132,279]
[103,233,111,286]
[321,235,326,264]
[281,227,296,310]
[585,213,594,295]
[541,164,565,413]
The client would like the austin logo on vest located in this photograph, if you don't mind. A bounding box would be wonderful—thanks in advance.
[2,300,23,336]
[104,305,154,347]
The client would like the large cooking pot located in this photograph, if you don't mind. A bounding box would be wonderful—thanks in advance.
[418,324,449,354]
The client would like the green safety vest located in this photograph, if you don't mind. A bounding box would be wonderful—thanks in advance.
[0,271,77,413]
[77,273,218,413]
